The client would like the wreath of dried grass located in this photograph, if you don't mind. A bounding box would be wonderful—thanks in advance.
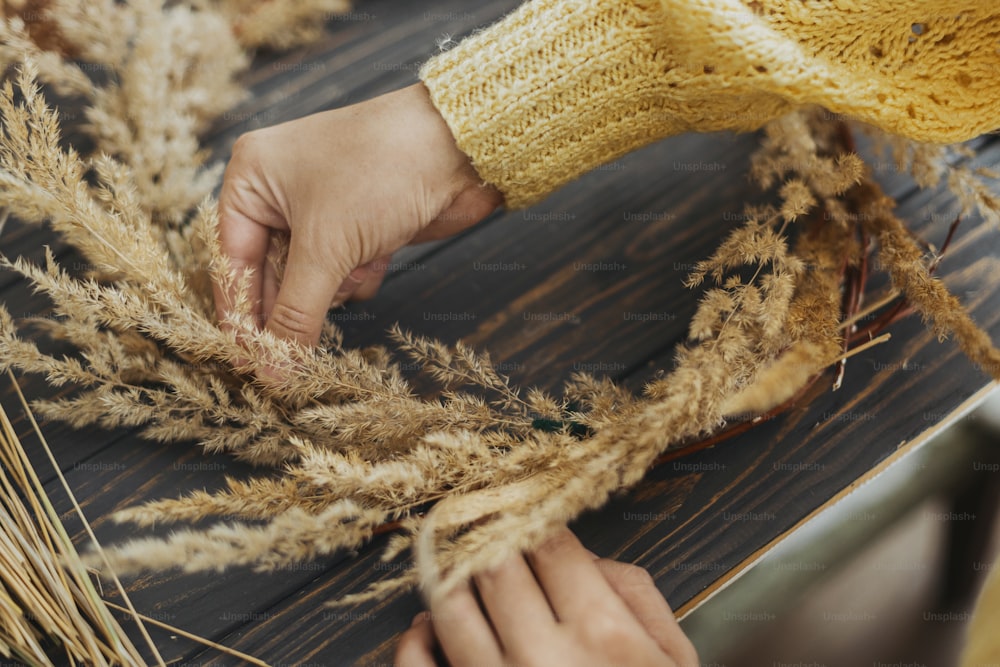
[1,0,999,615]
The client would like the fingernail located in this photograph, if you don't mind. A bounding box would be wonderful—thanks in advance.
[411,611,431,627]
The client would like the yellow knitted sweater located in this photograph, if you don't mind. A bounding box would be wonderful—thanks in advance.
[419,0,1000,208]
[419,2,1000,661]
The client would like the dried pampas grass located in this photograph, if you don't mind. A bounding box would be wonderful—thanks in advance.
[0,371,271,666]
[0,0,999,609]
[0,379,147,666]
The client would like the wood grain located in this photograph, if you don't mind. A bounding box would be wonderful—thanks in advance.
[1,1,999,665]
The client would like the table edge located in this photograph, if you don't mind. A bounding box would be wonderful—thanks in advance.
[676,380,1000,618]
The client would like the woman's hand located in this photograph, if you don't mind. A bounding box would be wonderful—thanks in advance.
[213,83,502,345]
[395,529,700,667]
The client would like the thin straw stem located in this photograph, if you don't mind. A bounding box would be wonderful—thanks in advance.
[7,369,157,665]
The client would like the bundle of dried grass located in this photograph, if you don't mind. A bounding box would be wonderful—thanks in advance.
[0,371,275,665]
[0,0,999,609]
[0,385,146,665]
[206,0,353,49]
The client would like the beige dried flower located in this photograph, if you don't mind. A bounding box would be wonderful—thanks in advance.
[0,7,998,611]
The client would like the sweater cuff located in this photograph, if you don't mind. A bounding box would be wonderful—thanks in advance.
[419,0,772,209]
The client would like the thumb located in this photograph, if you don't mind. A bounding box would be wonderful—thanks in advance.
[264,236,348,347]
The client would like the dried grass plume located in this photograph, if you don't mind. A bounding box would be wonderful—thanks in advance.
[0,1,998,609]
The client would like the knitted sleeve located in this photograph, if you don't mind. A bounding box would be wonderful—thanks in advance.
[419,0,1000,209]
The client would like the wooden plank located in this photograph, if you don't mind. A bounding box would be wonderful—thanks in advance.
[26,432,341,666]
[0,0,524,480]
[201,0,523,156]
[0,248,138,476]
[180,130,1000,667]
[2,0,999,663]
[0,2,527,664]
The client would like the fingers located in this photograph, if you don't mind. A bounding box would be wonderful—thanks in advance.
[325,255,391,307]
[260,235,282,323]
[474,553,557,654]
[265,235,349,346]
[214,133,288,329]
[597,559,700,667]
[528,531,697,665]
[400,531,699,667]
[527,528,630,623]
[213,204,271,328]
[395,612,437,667]
[331,267,367,306]
[224,225,388,353]
[429,581,504,667]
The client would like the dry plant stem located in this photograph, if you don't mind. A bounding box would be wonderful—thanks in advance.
[1,15,999,611]
[0,429,108,664]
[102,602,270,667]
[834,236,867,390]
[0,382,145,665]
[69,107,872,603]
[839,289,901,332]
[0,372,268,665]
[0,416,83,664]
[850,299,911,343]
[839,222,869,389]
[8,370,166,666]
[848,214,964,342]
[855,181,1000,379]
[929,216,963,273]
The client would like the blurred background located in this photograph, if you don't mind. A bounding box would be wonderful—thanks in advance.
[682,388,1000,667]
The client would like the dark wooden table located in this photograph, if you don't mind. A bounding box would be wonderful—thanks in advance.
[3,1,1000,665]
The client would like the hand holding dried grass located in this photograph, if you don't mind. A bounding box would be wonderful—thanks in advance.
[0,6,998,611]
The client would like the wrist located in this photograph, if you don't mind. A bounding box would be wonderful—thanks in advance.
[387,83,494,198]
[417,0,785,209]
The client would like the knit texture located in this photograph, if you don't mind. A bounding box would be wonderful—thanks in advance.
[420,0,1000,208]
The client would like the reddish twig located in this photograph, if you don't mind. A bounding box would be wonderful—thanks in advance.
[850,215,962,341]
[651,369,826,467]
